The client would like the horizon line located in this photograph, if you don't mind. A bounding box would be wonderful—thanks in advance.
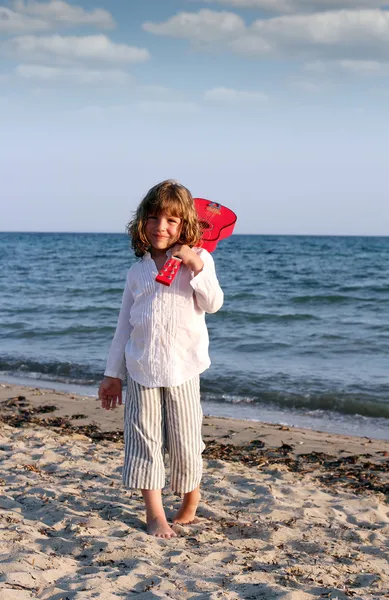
[0,231,388,238]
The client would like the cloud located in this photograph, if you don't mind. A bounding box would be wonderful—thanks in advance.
[143,9,245,43]
[305,58,389,74]
[145,9,389,61]
[0,1,114,33]
[0,6,49,32]
[197,0,386,14]
[338,59,389,73]
[204,86,268,104]
[250,10,389,49]
[7,34,151,63]
[138,101,200,114]
[233,10,389,59]
[12,0,115,28]
[16,63,132,84]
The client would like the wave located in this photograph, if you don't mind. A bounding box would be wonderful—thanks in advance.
[233,342,290,353]
[215,310,320,324]
[41,287,125,298]
[0,325,114,339]
[200,373,389,420]
[339,284,389,294]
[291,294,373,305]
[0,357,100,383]
[4,305,119,316]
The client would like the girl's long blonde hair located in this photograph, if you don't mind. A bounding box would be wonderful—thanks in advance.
[127,180,201,257]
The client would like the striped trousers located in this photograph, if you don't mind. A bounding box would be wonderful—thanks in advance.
[123,375,205,494]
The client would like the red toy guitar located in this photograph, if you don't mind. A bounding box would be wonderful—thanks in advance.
[156,198,237,286]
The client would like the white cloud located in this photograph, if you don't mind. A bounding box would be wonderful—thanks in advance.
[143,9,245,43]
[16,63,132,84]
[0,1,114,33]
[229,34,271,54]
[12,0,115,28]
[338,59,389,73]
[7,34,151,63]
[146,9,389,61]
[0,6,49,32]
[204,86,268,104]
[248,10,389,52]
[197,0,386,13]
[305,58,389,74]
[138,101,200,114]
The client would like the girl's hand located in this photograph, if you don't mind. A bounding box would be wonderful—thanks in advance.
[170,245,204,276]
[98,376,122,411]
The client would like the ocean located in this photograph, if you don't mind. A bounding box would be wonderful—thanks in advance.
[1,232,388,440]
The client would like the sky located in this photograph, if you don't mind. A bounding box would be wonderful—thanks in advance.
[1,0,389,235]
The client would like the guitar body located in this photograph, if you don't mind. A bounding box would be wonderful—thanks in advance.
[155,198,236,286]
[194,198,237,253]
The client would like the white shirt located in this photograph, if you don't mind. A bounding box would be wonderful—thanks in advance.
[104,247,224,388]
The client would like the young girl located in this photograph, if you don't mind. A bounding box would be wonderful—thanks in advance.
[98,180,223,539]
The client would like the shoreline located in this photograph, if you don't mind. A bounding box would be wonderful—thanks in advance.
[1,376,389,442]
[1,381,388,465]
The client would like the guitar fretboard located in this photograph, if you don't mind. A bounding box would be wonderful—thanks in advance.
[155,257,182,287]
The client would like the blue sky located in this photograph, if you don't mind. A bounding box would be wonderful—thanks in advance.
[1,0,389,234]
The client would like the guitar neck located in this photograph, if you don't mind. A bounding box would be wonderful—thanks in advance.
[155,257,182,286]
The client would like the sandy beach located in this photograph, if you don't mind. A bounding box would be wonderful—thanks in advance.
[0,382,388,599]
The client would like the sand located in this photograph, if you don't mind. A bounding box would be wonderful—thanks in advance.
[0,382,388,600]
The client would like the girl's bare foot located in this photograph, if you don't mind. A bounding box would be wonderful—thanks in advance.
[173,487,201,524]
[147,516,177,538]
[141,489,177,538]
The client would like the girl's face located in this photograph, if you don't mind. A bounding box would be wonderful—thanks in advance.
[145,211,182,254]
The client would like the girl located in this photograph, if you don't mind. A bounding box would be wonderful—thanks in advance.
[98,180,223,539]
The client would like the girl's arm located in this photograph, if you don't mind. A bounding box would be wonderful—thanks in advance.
[104,271,134,379]
[190,248,224,314]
